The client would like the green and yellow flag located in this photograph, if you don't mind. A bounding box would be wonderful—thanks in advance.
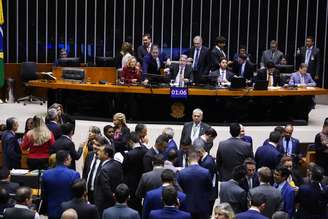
[0,0,4,88]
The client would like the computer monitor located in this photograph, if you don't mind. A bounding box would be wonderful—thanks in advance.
[95,56,116,67]
[275,64,294,73]
[144,73,170,85]
[57,57,80,67]
[230,77,246,89]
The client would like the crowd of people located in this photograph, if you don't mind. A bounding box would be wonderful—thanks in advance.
[0,105,328,219]
[114,34,321,88]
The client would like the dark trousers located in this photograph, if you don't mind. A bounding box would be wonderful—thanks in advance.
[191,212,209,219]
[27,158,49,171]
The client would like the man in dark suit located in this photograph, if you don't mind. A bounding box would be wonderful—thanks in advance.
[236,193,268,219]
[50,123,83,170]
[162,127,178,160]
[255,62,282,87]
[42,150,80,219]
[137,34,152,64]
[239,124,253,150]
[142,44,167,81]
[143,169,187,219]
[168,55,193,85]
[255,131,283,170]
[136,154,165,199]
[176,138,192,168]
[296,36,321,84]
[216,123,253,181]
[1,117,21,170]
[249,167,283,218]
[273,166,295,218]
[210,36,227,71]
[232,45,253,62]
[149,185,191,219]
[103,183,140,219]
[143,134,168,172]
[219,165,248,214]
[122,132,148,211]
[94,145,123,215]
[135,123,149,148]
[193,127,217,153]
[260,40,284,68]
[180,108,210,146]
[0,168,19,196]
[240,158,260,192]
[187,36,210,81]
[3,187,39,219]
[61,179,99,219]
[177,150,212,219]
[46,108,62,140]
[209,57,235,83]
[232,54,254,81]
[277,124,301,165]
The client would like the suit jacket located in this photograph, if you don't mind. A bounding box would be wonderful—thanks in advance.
[3,207,36,219]
[288,72,316,87]
[142,53,166,79]
[177,164,212,214]
[278,181,295,218]
[297,46,321,77]
[42,165,80,219]
[240,173,260,192]
[219,180,247,214]
[1,130,21,169]
[169,64,193,82]
[137,45,149,64]
[103,203,140,219]
[295,182,328,219]
[216,137,253,181]
[94,159,123,214]
[49,135,82,170]
[255,143,282,170]
[122,146,148,194]
[232,60,254,80]
[149,207,191,219]
[241,135,253,150]
[163,139,178,160]
[143,148,160,172]
[135,167,164,199]
[199,154,217,200]
[188,46,210,76]
[180,122,210,146]
[236,209,268,219]
[249,184,283,218]
[61,198,99,219]
[0,181,19,196]
[260,49,283,67]
[277,137,301,163]
[143,186,187,219]
[113,126,130,153]
[176,150,188,168]
[209,69,235,83]
[210,47,227,71]
[255,68,282,86]
[315,133,328,176]
[46,121,62,140]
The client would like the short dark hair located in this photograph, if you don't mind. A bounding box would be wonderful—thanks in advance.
[162,185,178,206]
[143,34,151,39]
[72,179,86,198]
[95,135,109,146]
[274,126,285,134]
[135,123,146,134]
[215,36,226,44]
[269,131,281,143]
[219,57,228,64]
[243,158,256,166]
[60,123,74,136]
[230,123,241,137]
[311,164,324,182]
[152,154,164,167]
[155,134,169,145]
[115,183,130,203]
[5,117,16,131]
[129,131,140,144]
[306,36,314,42]
[250,193,266,207]
[0,188,9,205]
[0,167,10,180]
[275,166,290,179]
[15,187,32,203]
[180,137,191,146]
[298,63,308,69]
[103,125,114,134]
[232,165,247,181]
[205,127,217,138]
[239,53,248,60]
[56,150,70,165]
[103,146,115,158]
[266,61,276,69]
[239,45,247,50]
[161,169,176,183]
[150,44,159,52]
[167,149,178,162]
[188,150,199,162]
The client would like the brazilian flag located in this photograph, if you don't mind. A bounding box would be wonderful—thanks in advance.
[0,0,4,88]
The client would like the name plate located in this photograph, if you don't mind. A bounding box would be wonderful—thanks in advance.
[170,87,188,99]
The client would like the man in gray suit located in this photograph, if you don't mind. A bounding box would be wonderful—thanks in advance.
[249,167,283,218]
[216,123,253,181]
[260,40,283,68]
[219,165,247,214]
[103,183,140,219]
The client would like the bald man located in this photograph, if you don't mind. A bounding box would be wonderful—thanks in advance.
[61,209,78,219]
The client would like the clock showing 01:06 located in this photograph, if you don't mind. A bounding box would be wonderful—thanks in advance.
[170,87,188,99]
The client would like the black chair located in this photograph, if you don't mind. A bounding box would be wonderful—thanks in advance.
[16,62,45,105]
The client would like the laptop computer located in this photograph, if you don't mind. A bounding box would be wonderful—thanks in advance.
[254,80,269,90]
[230,77,246,89]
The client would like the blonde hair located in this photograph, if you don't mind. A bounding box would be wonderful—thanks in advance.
[121,42,133,55]
[211,202,235,219]
[28,116,52,145]
[126,56,137,68]
[113,113,126,126]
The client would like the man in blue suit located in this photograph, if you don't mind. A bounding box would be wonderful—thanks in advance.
[236,193,268,219]
[143,169,187,219]
[1,117,21,170]
[273,166,295,218]
[142,44,167,81]
[255,131,282,170]
[42,150,80,219]
[289,63,316,87]
[149,185,191,219]
[239,124,253,150]
[177,150,212,219]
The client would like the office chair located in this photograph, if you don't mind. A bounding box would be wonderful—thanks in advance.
[16,62,45,105]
